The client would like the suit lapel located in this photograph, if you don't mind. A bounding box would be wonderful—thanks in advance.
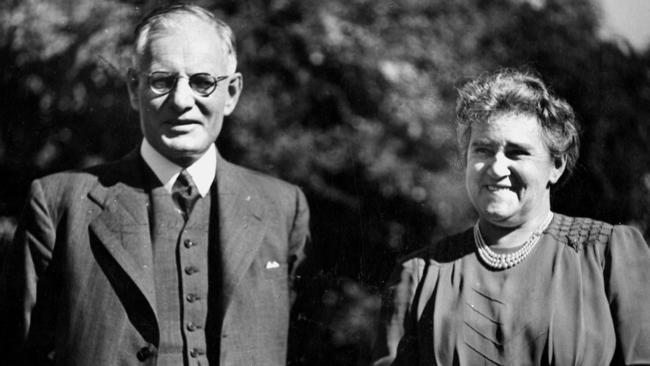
[88,152,157,320]
[215,155,267,313]
[84,150,270,334]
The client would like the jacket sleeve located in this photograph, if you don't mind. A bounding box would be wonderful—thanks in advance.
[606,225,650,365]
[287,186,311,304]
[0,179,57,364]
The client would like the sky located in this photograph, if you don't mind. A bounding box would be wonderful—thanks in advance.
[598,0,650,50]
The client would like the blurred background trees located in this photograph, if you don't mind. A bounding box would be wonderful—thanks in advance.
[1,0,648,364]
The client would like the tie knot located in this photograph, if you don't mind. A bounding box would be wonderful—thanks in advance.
[172,170,200,218]
[174,170,195,192]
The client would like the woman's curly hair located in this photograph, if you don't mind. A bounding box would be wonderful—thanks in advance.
[456,69,580,186]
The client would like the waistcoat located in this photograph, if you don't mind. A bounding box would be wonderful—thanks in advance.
[149,184,213,366]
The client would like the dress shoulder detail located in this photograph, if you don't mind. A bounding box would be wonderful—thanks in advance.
[549,214,613,252]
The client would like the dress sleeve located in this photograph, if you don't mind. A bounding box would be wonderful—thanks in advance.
[606,225,650,365]
[371,256,427,366]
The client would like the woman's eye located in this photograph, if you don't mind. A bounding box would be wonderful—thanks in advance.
[506,149,529,158]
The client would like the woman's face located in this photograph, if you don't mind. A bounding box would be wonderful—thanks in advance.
[465,112,565,228]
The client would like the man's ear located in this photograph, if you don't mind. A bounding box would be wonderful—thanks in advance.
[549,155,567,185]
[223,72,243,116]
[126,68,141,111]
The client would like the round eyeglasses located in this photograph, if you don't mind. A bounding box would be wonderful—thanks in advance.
[147,71,230,97]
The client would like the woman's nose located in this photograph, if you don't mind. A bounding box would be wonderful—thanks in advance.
[486,152,511,178]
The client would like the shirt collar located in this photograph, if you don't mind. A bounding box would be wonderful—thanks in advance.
[140,139,217,197]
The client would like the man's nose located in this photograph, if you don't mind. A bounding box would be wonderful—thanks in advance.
[486,152,511,178]
[168,77,195,112]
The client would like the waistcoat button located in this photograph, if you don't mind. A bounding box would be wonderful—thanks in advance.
[186,293,200,302]
[184,266,199,275]
[189,347,205,358]
[186,322,201,331]
[184,239,195,248]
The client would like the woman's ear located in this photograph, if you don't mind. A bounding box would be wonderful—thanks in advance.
[126,68,141,111]
[549,155,567,185]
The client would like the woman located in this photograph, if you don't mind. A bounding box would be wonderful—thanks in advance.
[372,70,650,366]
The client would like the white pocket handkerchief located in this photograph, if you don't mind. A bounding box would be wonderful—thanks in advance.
[265,260,280,269]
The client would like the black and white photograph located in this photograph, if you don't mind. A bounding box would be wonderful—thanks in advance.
[0,0,648,365]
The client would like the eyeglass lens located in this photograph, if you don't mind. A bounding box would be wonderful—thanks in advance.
[149,72,224,96]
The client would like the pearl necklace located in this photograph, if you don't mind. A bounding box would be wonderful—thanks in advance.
[473,212,553,270]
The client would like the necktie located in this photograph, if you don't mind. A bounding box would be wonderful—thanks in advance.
[172,170,200,218]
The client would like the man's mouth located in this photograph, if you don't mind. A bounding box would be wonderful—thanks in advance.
[166,119,198,126]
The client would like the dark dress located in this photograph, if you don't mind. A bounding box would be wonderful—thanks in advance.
[372,214,650,366]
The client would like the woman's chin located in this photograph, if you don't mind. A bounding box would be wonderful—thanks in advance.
[479,210,519,228]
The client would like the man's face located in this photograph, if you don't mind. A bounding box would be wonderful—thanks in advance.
[128,21,241,167]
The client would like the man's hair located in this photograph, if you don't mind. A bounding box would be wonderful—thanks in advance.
[455,69,580,186]
[133,4,237,73]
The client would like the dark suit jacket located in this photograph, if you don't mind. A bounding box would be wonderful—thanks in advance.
[0,149,311,365]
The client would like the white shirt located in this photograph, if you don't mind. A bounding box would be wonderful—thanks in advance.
[139,139,216,197]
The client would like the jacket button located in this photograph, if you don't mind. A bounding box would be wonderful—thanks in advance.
[184,239,195,248]
[137,346,155,361]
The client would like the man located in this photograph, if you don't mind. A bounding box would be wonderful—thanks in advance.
[0,4,310,365]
